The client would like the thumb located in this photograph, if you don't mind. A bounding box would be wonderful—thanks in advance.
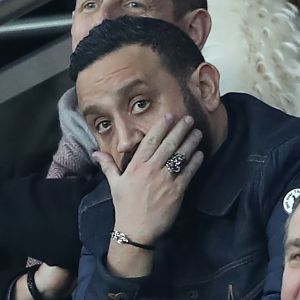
[92,151,120,184]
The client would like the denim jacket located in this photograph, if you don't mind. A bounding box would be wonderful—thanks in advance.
[74,93,300,300]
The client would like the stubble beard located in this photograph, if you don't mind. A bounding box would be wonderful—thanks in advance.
[182,85,213,160]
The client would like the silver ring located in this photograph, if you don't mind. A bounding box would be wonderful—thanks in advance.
[165,153,186,174]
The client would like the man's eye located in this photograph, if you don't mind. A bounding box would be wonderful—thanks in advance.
[125,1,146,10]
[83,1,98,11]
[291,253,300,261]
[132,100,150,114]
[95,120,112,133]
[288,252,300,263]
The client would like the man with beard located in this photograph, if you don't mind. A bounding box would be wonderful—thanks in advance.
[2,1,212,299]
[70,16,300,299]
[48,0,211,178]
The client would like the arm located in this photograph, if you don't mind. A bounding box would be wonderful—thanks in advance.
[0,174,98,299]
[99,115,202,279]
[12,265,75,300]
[0,174,97,267]
[77,115,203,299]
[74,247,149,300]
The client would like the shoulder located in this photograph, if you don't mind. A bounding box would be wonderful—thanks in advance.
[223,94,300,220]
[223,93,300,153]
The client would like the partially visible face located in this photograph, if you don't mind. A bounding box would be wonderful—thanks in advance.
[282,204,300,300]
[77,45,210,171]
[72,0,176,50]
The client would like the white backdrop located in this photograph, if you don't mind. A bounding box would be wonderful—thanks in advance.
[203,0,300,115]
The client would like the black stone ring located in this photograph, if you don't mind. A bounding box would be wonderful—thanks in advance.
[165,153,186,174]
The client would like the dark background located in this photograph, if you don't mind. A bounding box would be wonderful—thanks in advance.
[0,0,74,179]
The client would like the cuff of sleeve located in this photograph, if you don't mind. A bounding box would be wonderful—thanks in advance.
[93,254,150,299]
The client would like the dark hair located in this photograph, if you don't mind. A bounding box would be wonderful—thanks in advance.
[172,0,208,20]
[70,16,205,84]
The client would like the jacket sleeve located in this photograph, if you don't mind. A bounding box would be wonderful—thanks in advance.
[75,246,149,300]
[262,200,287,299]
[0,174,97,268]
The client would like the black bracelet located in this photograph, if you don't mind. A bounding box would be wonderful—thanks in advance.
[126,239,155,251]
[111,230,155,251]
[27,266,43,300]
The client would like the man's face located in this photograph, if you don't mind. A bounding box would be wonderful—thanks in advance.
[72,0,176,51]
[282,205,300,300]
[77,45,210,171]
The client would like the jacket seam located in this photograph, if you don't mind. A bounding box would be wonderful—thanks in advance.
[174,250,264,285]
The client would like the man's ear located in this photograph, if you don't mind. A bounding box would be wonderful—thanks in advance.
[189,62,220,113]
[179,9,212,49]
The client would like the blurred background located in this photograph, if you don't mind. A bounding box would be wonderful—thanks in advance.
[0,0,74,178]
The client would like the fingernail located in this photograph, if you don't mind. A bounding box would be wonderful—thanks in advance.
[185,116,194,124]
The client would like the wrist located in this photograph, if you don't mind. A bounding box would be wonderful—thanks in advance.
[13,274,33,300]
[107,240,154,278]
[34,265,75,300]
[34,268,59,300]
[113,223,157,246]
[111,230,155,251]
[33,268,47,298]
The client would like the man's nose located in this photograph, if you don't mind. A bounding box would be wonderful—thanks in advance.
[116,125,144,154]
[94,1,123,26]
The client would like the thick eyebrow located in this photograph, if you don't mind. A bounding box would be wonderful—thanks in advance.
[82,78,147,117]
[82,104,104,118]
[75,0,88,9]
[285,238,300,251]
[114,78,147,97]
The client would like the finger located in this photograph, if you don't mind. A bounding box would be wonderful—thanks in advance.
[176,129,202,161]
[175,151,204,189]
[150,116,195,166]
[133,113,175,162]
[92,151,121,184]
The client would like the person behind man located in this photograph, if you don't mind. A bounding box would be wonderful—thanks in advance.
[70,16,300,299]
[282,197,300,300]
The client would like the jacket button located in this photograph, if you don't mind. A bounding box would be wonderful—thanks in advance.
[187,289,199,300]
